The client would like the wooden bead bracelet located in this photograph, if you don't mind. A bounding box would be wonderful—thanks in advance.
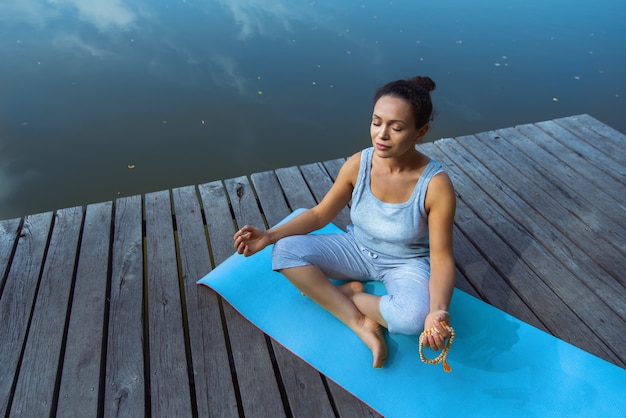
[419,323,455,372]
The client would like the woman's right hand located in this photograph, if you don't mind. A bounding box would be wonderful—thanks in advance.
[234,225,271,256]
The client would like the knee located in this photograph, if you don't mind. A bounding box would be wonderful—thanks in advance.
[381,295,428,335]
[271,236,306,271]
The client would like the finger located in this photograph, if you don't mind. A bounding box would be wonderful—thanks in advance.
[236,241,247,254]
[430,333,445,350]
[428,335,439,350]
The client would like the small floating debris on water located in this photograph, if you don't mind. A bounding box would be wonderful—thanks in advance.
[574,76,580,80]
[162,120,167,124]
[552,97,559,102]
[494,56,509,67]
[257,91,263,95]
[455,40,463,44]
[201,120,205,125]
[128,164,136,169]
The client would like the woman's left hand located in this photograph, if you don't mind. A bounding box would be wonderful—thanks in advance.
[422,310,451,351]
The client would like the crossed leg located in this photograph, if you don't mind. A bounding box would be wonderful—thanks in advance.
[280,266,388,368]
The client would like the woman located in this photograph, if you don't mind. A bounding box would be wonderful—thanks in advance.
[234,76,456,368]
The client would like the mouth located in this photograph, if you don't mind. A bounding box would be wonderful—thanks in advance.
[375,143,391,150]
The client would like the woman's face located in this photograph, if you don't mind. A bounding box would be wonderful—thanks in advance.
[370,95,427,158]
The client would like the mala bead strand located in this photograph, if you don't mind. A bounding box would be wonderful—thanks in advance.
[419,323,455,372]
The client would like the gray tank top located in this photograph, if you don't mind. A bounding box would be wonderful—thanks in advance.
[348,147,444,258]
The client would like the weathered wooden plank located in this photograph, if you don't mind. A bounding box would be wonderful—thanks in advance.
[171,185,238,418]
[452,268,481,300]
[0,212,53,416]
[272,343,337,417]
[326,379,383,418]
[516,122,626,206]
[199,179,286,417]
[250,170,291,227]
[454,224,545,330]
[104,195,145,417]
[536,120,626,183]
[300,162,351,230]
[475,129,626,260]
[275,166,318,210]
[10,206,83,417]
[432,137,625,366]
[0,218,20,293]
[322,158,347,182]
[57,202,113,417]
[198,180,236,265]
[576,114,626,152]
[495,126,626,227]
[144,190,192,416]
[555,115,626,164]
[462,131,626,312]
[491,127,626,290]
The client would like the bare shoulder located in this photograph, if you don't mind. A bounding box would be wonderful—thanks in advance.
[425,171,456,212]
[337,151,362,185]
[430,171,454,191]
[344,151,362,169]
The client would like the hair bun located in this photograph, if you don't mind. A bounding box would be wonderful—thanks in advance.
[409,76,436,92]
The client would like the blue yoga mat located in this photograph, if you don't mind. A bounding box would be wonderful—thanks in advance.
[198,209,626,417]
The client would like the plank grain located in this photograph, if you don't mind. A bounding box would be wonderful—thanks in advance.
[0,212,53,416]
[57,202,113,417]
[104,195,145,417]
[10,207,83,417]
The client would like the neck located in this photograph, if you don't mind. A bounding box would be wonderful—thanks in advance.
[374,148,425,174]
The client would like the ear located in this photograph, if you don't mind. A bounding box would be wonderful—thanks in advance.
[415,124,430,143]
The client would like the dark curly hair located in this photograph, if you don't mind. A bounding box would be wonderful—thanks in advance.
[372,76,436,129]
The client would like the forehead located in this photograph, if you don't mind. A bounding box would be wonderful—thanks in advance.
[372,95,414,123]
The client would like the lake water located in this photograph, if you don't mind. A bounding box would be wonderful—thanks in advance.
[1,0,625,220]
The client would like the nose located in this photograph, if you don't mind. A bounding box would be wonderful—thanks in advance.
[377,125,390,140]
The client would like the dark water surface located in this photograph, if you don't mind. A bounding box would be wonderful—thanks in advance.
[1,0,625,219]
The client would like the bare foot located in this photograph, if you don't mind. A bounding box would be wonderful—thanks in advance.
[354,315,388,368]
[338,281,365,300]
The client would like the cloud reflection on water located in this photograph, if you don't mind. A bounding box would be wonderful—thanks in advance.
[214,0,297,39]
[56,0,136,31]
[0,0,137,30]
[1,0,624,219]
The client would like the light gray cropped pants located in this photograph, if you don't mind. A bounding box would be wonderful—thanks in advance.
[272,230,431,335]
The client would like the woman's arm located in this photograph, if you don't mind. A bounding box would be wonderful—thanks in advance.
[423,171,457,349]
[234,152,360,256]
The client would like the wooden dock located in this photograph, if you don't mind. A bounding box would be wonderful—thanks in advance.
[1,114,624,417]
